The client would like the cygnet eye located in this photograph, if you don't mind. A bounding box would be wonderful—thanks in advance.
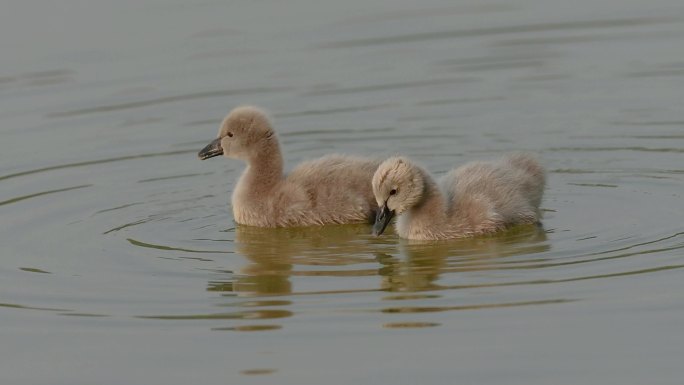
[389,189,397,196]
[227,132,234,138]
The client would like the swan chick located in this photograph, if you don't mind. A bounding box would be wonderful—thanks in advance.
[198,106,381,227]
[372,154,545,240]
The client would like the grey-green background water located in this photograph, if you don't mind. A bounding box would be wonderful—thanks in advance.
[2,0,684,384]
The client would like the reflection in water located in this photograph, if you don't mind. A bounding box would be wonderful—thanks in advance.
[95,206,684,326]
[210,224,384,297]
[202,224,559,330]
[379,225,549,293]
[203,225,386,331]
[240,368,278,376]
[138,309,292,320]
[383,322,441,329]
[212,325,282,332]
[208,223,550,297]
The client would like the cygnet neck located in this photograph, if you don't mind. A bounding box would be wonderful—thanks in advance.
[243,138,284,191]
[403,168,447,232]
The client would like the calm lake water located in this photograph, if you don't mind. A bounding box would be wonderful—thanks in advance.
[2,0,684,384]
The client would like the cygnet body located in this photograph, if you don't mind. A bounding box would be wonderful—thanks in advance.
[372,153,546,240]
[198,106,380,227]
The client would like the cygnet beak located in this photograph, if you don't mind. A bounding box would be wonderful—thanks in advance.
[372,205,395,236]
[198,138,224,160]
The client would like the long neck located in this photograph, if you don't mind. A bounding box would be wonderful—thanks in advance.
[240,139,284,193]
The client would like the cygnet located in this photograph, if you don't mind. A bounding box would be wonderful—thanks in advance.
[372,153,546,240]
[199,106,381,227]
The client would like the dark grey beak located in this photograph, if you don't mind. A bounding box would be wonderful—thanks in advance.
[372,205,395,236]
[198,138,223,160]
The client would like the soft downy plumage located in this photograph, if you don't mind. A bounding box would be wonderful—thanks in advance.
[199,106,381,227]
[372,153,546,240]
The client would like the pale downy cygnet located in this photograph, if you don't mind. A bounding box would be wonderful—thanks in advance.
[198,106,381,227]
[372,153,546,240]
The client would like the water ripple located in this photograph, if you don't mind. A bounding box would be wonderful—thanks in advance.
[274,103,396,118]
[0,150,196,182]
[383,322,441,329]
[548,146,684,153]
[380,299,576,313]
[0,184,91,207]
[126,238,234,254]
[319,17,675,48]
[0,302,69,312]
[303,78,476,96]
[138,309,292,320]
[46,86,293,118]
[137,172,213,183]
[212,325,282,332]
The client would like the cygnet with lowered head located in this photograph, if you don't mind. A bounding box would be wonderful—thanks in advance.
[198,106,381,227]
[372,153,545,240]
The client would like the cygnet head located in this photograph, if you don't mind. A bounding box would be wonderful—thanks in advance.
[371,157,425,236]
[198,106,275,161]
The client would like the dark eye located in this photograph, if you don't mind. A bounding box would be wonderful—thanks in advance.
[227,132,234,137]
[389,189,397,196]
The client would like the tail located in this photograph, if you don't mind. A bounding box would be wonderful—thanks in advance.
[504,153,546,209]
[506,153,544,178]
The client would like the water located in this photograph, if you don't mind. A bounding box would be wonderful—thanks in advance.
[2,0,684,384]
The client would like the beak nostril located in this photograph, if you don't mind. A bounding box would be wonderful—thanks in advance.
[198,137,224,160]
